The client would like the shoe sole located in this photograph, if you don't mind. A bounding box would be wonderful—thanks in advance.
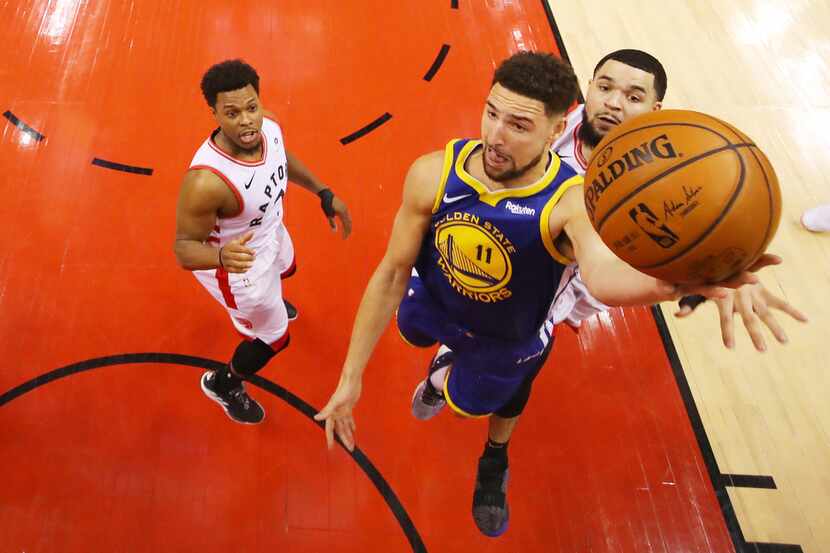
[200,374,266,425]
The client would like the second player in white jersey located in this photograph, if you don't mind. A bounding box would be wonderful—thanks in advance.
[174,59,352,424]
[549,103,609,328]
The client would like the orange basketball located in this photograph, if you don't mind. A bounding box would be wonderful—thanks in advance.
[583,109,782,284]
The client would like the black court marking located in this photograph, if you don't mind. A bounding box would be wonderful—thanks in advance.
[539,3,803,552]
[424,44,451,81]
[92,157,154,176]
[652,308,803,553]
[339,112,393,145]
[3,110,45,141]
[721,474,777,489]
[0,353,427,553]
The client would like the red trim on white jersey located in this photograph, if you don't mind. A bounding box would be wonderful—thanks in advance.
[269,330,291,351]
[572,122,588,171]
[280,258,297,279]
[207,131,268,167]
[215,268,237,309]
[189,165,245,217]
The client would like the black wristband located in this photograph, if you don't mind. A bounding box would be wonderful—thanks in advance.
[678,294,706,310]
[318,188,335,217]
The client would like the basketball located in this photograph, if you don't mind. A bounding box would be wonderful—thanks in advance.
[583,109,782,284]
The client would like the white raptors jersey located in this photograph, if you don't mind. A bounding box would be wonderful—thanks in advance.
[189,117,289,281]
[549,104,609,326]
[552,104,588,175]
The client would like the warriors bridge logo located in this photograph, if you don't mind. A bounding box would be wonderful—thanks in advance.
[434,212,514,303]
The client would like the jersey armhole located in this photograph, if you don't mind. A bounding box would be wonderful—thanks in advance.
[540,174,583,264]
[188,165,245,218]
[431,139,460,214]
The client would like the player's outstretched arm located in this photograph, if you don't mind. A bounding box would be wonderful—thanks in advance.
[313,152,442,452]
[552,186,775,306]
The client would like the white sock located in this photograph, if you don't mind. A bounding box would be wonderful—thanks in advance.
[802,204,830,232]
[429,366,448,392]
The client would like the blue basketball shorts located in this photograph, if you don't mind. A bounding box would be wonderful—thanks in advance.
[396,273,555,417]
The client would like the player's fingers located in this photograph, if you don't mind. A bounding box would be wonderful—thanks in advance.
[680,284,729,300]
[336,418,355,451]
[737,297,766,351]
[237,231,254,245]
[718,294,736,349]
[340,211,352,239]
[765,294,809,322]
[674,305,694,317]
[745,253,782,273]
[324,418,336,450]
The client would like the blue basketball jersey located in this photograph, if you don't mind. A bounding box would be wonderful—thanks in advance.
[415,138,583,341]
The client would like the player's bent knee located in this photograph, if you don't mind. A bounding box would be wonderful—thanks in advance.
[231,337,278,376]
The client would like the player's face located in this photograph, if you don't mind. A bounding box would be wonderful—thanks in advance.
[584,60,662,142]
[212,84,264,151]
[481,83,566,183]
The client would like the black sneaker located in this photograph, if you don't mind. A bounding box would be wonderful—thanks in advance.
[284,299,298,321]
[200,371,265,424]
[472,456,510,537]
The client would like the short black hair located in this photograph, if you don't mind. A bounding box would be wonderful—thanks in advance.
[200,59,260,108]
[492,51,579,116]
[593,49,667,101]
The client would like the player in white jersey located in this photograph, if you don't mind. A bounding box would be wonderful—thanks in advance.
[174,60,352,424]
[552,49,806,349]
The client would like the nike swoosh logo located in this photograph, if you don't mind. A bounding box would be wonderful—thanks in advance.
[244,173,255,189]
[443,193,472,203]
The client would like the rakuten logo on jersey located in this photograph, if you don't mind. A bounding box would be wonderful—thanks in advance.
[505,201,536,216]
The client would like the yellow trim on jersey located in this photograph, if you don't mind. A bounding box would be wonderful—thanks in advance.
[540,174,584,264]
[432,140,460,214]
[453,140,563,207]
[443,368,490,419]
[398,328,420,348]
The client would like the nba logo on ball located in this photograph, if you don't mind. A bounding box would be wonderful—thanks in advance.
[584,109,782,284]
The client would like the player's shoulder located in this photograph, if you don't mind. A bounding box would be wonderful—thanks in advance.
[409,149,445,177]
[183,165,229,196]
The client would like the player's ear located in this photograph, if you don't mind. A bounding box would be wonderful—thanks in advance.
[548,114,567,145]
[652,101,662,112]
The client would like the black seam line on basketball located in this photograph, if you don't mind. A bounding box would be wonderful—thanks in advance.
[3,110,46,141]
[740,145,777,267]
[0,353,428,553]
[637,143,749,270]
[91,158,154,176]
[720,474,777,489]
[339,113,393,145]
[595,142,756,270]
[423,44,450,81]
[594,140,755,232]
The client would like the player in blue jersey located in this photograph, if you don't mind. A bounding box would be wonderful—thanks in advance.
[315,52,778,537]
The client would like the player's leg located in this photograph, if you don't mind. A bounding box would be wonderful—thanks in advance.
[197,261,290,424]
[468,332,554,537]
[398,270,475,419]
[276,223,298,321]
